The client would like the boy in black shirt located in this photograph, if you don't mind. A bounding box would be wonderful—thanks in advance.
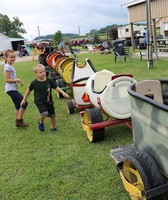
[21,64,69,132]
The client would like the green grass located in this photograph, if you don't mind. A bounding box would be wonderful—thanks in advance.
[0,53,168,200]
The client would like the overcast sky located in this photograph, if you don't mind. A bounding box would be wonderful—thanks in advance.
[0,0,129,40]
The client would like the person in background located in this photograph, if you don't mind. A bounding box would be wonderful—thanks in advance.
[48,42,54,53]
[25,44,31,56]
[59,40,65,55]
[3,49,28,127]
[17,43,23,58]
[21,64,70,132]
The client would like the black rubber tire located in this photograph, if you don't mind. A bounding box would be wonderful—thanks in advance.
[56,79,65,87]
[49,71,61,81]
[50,71,56,78]
[123,151,166,200]
[56,79,65,99]
[84,107,105,142]
[67,100,75,114]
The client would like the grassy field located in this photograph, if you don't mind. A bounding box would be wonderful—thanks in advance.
[0,52,168,200]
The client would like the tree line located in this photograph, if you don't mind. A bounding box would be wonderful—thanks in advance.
[0,13,126,39]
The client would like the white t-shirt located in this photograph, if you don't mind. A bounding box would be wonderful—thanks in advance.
[4,63,18,93]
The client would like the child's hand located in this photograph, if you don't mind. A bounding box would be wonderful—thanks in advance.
[18,79,24,86]
[20,100,25,107]
[20,80,24,86]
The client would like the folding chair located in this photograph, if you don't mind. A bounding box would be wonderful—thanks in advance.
[114,45,131,63]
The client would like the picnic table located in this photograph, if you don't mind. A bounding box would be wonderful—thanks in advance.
[157,38,168,51]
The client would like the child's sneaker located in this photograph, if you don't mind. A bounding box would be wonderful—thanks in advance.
[38,120,44,132]
[50,128,58,132]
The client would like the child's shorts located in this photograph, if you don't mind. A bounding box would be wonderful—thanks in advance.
[36,102,55,117]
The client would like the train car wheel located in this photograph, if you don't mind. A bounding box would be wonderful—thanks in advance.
[67,100,75,114]
[56,79,65,99]
[122,152,165,200]
[83,107,105,142]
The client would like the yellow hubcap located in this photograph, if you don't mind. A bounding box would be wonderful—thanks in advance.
[123,160,146,200]
[83,110,93,142]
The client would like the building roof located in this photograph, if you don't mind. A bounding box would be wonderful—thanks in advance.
[0,33,24,41]
[122,0,168,23]
[122,0,145,8]
[10,37,24,42]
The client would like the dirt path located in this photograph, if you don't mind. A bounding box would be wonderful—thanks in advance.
[0,55,39,66]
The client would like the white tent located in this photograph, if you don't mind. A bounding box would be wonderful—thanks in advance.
[0,33,25,51]
[0,33,12,51]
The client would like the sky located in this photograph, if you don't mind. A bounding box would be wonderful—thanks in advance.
[0,0,130,41]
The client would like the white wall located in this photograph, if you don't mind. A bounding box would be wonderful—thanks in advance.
[118,25,146,39]
[0,34,12,51]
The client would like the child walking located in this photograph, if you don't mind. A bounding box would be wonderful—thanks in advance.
[3,49,28,127]
[21,64,70,132]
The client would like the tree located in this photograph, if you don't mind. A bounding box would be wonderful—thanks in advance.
[109,28,118,40]
[93,32,101,44]
[0,14,26,38]
[53,30,63,46]
[11,17,26,38]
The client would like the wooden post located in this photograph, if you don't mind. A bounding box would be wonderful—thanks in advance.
[152,19,158,58]
[146,0,153,69]
[130,23,135,53]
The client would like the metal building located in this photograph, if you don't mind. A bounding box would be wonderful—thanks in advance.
[122,0,168,52]
[0,33,24,52]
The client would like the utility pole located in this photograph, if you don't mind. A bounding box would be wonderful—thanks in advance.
[78,26,80,36]
[146,0,153,69]
[37,26,40,38]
